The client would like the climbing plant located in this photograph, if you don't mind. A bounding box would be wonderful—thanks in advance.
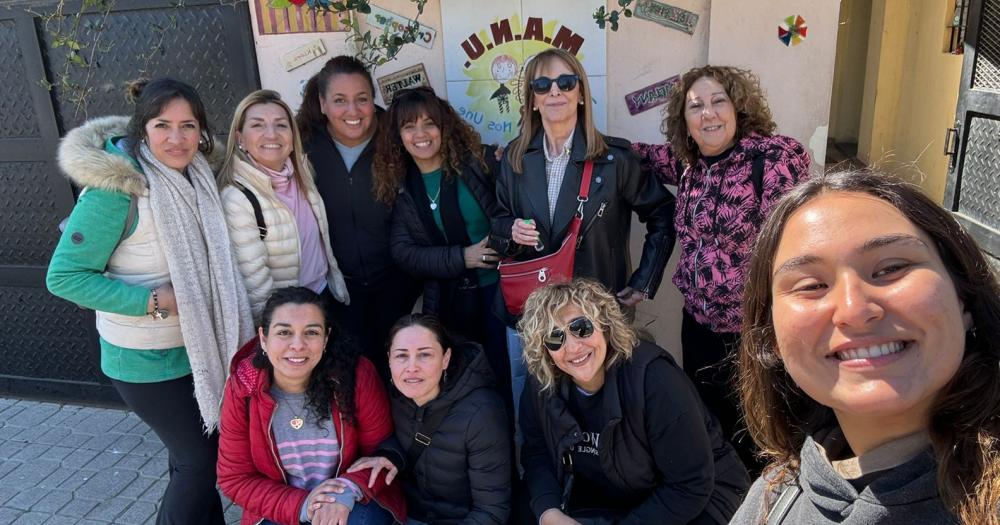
[593,0,635,31]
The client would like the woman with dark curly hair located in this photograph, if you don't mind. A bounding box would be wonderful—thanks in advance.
[217,287,405,525]
[632,65,811,469]
[733,170,1000,524]
[373,86,511,412]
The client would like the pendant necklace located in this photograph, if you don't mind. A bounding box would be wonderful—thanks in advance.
[427,183,442,211]
[290,415,304,430]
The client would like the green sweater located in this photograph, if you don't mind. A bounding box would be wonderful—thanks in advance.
[46,139,190,383]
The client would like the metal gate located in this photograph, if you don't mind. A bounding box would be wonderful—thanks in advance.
[0,0,259,404]
[946,0,1000,269]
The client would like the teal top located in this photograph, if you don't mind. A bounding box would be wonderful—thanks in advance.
[422,169,498,287]
[45,138,190,383]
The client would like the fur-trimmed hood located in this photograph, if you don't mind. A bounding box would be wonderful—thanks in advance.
[58,116,147,197]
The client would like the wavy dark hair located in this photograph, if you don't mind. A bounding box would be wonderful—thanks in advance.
[663,65,776,165]
[295,55,376,142]
[124,77,213,159]
[738,170,1000,524]
[372,86,485,204]
[254,287,360,426]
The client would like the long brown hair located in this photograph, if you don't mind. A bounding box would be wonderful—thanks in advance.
[217,90,311,191]
[295,55,376,142]
[371,87,485,205]
[663,65,776,165]
[505,48,607,173]
[739,170,1000,524]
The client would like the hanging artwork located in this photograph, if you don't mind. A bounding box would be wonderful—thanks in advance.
[377,63,431,104]
[441,0,606,146]
[624,75,679,115]
[255,0,348,35]
[778,15,808,46]
[367,5,438,50]
[633,0,699,35]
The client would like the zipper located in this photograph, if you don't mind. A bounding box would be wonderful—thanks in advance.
[689,167,711,301]
[266,408,287,484]
[576,201,607,249]
[333,412,345,476]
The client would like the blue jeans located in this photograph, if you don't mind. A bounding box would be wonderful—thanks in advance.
[506,326,527,476]
[261,500,393,525]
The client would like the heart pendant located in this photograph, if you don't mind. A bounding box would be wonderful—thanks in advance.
[290,417,304,430]
[429,202,438,210]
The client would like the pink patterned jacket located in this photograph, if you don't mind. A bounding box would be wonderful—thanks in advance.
[633,134,811,333]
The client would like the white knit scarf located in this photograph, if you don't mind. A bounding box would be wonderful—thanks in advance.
[138,142,254,432]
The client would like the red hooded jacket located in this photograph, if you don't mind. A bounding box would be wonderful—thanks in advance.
[217,339,406,525]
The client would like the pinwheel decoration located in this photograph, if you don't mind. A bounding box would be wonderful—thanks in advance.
[778,15,807,46]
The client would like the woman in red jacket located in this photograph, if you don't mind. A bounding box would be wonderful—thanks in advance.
[217,286,405,525]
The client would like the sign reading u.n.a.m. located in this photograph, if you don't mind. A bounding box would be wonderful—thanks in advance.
[441,0,607,146]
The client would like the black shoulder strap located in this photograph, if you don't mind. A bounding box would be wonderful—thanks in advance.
[120,194,138,243]
[237,184,267,241]
[767,482,801,525]
[405,402,454,467]
[751,153,766,201]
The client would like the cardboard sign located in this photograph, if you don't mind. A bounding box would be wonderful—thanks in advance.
[377,63,430,104]
[634,0,699,35]
[367,5,437,50]
[281,39,327,72]
[624,75,679,115]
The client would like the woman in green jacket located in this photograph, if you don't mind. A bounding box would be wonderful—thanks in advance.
[46,77,254,525]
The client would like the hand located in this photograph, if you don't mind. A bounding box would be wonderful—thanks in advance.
[616,286,645,307]
[147,283,177,316]
[346,455,398,488]
[539,508,582,525]
[463,237,499,269]
[311,501,351,525]
[511,218,540,247]
[493,145,505,162]
[305,479,349,518]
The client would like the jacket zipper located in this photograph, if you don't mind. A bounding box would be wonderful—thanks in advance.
[266,409,287,484]
[575,201,607,249]
[690,166,712,310]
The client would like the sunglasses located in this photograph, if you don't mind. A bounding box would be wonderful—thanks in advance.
[530,74,580,95]
[543,316,596,352]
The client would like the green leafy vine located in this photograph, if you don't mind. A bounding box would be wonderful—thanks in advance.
[593,0,635,31]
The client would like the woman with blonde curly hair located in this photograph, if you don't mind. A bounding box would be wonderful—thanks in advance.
[632,65,812,470]
[518,279,749,525]
[372,86,511,413]
[732,170,1000,524]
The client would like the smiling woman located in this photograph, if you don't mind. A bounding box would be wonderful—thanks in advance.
[733,170,1000,525]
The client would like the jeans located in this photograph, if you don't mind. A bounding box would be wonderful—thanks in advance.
[261,500,394,525]
[506,326,527,475]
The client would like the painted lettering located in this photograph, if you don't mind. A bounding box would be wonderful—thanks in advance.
[462,33,486,61]
[551,26,584,55]
[523,17,544,42]
[490,19,514,46]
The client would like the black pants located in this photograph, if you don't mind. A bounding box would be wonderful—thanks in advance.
[328,272,421,382]
[681,311,761,474]
[112,375,224,525]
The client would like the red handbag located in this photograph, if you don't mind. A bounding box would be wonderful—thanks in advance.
[498,161,594,315]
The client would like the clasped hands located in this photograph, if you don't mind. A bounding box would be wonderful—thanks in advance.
[303,456,398,525]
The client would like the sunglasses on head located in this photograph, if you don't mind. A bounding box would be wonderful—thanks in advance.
[530,74,580,95]
[543,316,595,352]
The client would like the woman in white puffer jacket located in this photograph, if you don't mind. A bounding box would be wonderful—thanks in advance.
[218,90,349,320]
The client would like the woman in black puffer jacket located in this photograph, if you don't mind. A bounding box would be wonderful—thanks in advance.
[349,314,511,525]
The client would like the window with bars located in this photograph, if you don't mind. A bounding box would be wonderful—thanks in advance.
[948,0,970,54]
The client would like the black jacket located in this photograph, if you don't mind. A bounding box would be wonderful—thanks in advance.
[390,343,511,525]
[493,128,675,303]
[304,125,395,287]
[520,342,750,524]
[389,149,502,323]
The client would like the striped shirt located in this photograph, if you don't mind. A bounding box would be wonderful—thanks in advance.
[543,130,575,222]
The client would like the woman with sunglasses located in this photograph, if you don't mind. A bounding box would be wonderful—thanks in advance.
[372,86,511,414]
[518,279,749,525]
[494,48,675,422]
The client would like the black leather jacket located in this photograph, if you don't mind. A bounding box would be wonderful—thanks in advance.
[520,343,750,524]
[493,127,675,304]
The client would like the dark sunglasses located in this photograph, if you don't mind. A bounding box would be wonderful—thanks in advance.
[543,316,595,352]
[530,74,580,95]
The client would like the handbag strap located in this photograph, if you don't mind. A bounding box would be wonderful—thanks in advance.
[568,160,595,236]
[405,400,455,467]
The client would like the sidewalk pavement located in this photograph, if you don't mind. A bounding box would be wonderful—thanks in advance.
[0,396,242,524]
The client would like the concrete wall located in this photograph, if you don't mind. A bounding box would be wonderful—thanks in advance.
[829,0,871,143]
[857,0,962,201]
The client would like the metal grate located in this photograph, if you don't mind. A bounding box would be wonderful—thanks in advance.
[0,162,64,266]
[0,286,100,381]
[973,0,1000,91]
[0,20,42,139]
[39,3,248,133]
[959,116,1000,227]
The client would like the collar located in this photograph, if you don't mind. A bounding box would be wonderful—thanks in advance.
[543,128,575,162]
[815,427,932,480]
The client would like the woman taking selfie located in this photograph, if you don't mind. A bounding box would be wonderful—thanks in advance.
[733,171,1000,524]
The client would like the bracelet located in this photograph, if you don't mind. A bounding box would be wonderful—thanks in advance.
[149,288,169,320]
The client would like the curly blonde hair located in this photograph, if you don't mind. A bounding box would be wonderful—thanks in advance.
[517,279,637,392]
[372,87,484,205]
[663,65,776,165]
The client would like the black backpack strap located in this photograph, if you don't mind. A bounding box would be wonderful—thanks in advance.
[405,402,454,467]
[236,184,267,240]
[750,153,766,201]
[119,194,138,243]
[766,482,801,525]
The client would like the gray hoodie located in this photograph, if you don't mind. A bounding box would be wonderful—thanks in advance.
[730,430,957,524]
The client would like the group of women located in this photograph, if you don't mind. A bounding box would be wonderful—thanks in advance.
[45,44,999,525]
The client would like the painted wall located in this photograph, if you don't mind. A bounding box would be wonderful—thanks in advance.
[857,0,962,201]
[829,0,871,143]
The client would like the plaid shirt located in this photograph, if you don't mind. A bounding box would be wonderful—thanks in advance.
[543,130,574,222]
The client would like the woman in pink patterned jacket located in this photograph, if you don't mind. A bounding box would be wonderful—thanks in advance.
[632,65,811,472]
